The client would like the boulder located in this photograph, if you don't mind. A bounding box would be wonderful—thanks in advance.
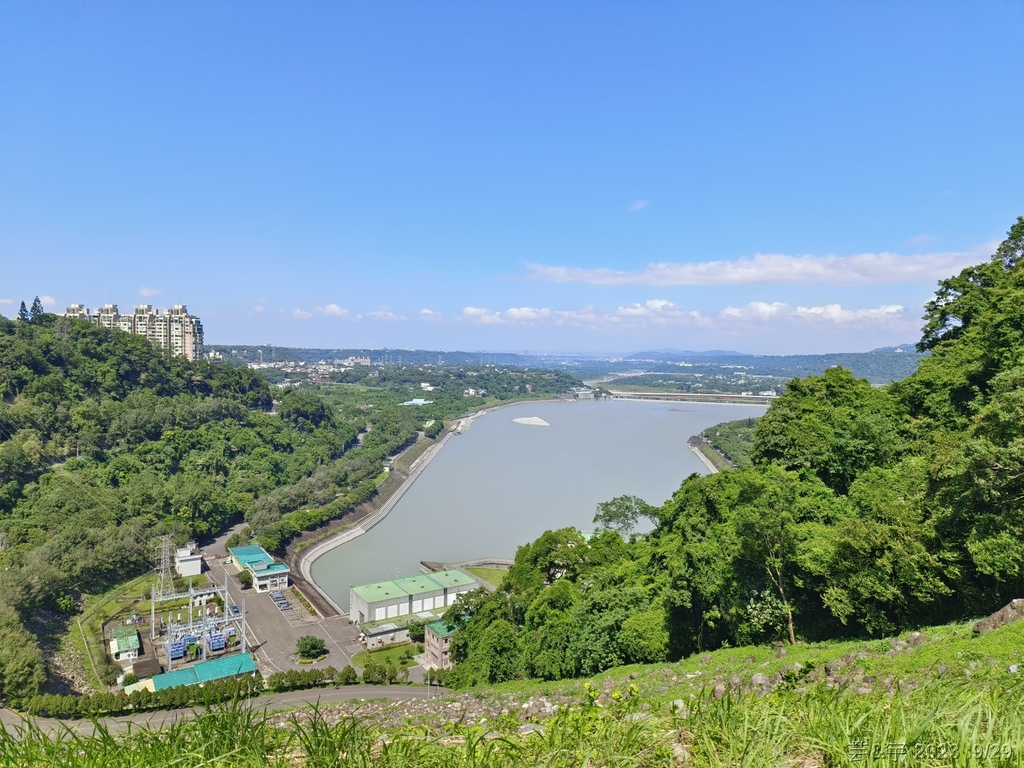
[974,599,1024,634]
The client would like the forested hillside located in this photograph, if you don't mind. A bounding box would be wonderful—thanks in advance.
[0,316,368,701]
[442,217,1024,688]
[0,314,584,703]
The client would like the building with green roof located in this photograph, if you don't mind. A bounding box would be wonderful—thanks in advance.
[349,568,480,649]
[109,625,141,661]
[424,621,457,670]
[151,653,258,692]
[228,544,290,593]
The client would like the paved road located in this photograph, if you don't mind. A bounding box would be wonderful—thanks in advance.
[201,529,364,676]
[0,684,447,737]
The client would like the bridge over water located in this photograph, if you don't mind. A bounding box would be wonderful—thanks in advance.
[608,391,775,406]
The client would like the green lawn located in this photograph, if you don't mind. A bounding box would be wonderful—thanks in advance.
[466,566,507,588]
[351,642,422,669]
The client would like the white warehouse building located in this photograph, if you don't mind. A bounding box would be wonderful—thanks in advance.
[349,569,478,626]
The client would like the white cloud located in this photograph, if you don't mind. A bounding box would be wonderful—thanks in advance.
[627,200,649,212]
[251,305,265,314]
[0,299,12,306]
[721,301,906,325]
[293,309,312,319]
[138,287,161,298]
[40,295,57,308]
[419,309,444,322]
[526,247,986,287]
[316,303,350,317]
[362,310,405,321]
[459,299,908,333]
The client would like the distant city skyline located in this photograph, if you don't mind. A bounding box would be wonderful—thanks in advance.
[3,3,1022,355]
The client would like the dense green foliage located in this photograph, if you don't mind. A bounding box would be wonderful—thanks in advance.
[0,312,584,703]
[296,635,327,659]
[445,217,1024,688]
[16,675,261,718]
[702,417,759,469]
[0,316,372,702]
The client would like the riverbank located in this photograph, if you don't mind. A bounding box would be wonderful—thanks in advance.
[689,441,721,473]
[295,430,456,615]
[301,397,764,613]
[294,398,563,613]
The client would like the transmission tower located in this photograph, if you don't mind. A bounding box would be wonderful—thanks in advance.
[154,536,175,602]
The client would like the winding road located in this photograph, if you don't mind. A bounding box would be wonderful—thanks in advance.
[0,684,445,737]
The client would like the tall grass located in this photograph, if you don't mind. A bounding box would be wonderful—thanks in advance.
[1,678,1023,766]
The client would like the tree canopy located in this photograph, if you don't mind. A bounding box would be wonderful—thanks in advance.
[442,216,1024,688]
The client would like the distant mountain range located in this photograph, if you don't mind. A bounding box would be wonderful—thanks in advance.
[618,344,925,384]
[625,349,748,359]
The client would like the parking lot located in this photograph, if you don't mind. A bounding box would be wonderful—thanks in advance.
[203,539,364,675]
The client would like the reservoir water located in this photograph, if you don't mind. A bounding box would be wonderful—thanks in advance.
[310,399,766,611]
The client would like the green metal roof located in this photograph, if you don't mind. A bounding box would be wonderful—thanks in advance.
[351,580,410,603]
[151,653,257,691]
[152,667,198,691]
[194,653,257,682]
[111,625,139,640]
[113,633,140,653]
[426,620,456,638]
[426,569,478,589]
[392,574,445,596]
[351,569,478,605]
[229,544,274,570]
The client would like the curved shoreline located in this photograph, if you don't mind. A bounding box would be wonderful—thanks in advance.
[296,429,455,615]
[297,395,742,611]
[689,443,721,474]
[295,399,560,612]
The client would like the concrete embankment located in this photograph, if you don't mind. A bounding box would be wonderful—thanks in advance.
[689,442,721,474]
[293,397,566,612]
[295,429,457,612]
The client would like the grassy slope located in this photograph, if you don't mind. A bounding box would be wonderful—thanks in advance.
[7,619,1024,766]
[465,566,507,588]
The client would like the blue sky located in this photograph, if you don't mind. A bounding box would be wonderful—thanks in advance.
[2,2,1022,355]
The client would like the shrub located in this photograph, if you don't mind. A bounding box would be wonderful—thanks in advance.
[296,635,327,660]
[362,661,387,685]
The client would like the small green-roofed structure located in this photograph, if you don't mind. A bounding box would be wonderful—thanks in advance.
[426,620,456,638]
[109,625,140,660]
[229,544,275,570]
[113,633,140,652]
[425,620,457,669]
[110,625,139,640]
[229,544,290,592]
[152,667,199,691]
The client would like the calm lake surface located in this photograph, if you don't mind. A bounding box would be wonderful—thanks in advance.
[310,399,766,610]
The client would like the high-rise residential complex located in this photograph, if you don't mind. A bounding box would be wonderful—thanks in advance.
[63,303,204,361]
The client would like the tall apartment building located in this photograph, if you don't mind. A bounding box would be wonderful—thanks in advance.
[63,303,204,361]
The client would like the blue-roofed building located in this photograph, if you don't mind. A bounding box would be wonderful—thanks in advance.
[228,544,290,593]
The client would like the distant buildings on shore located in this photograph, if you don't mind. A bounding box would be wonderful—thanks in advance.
[63,303,204,361]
